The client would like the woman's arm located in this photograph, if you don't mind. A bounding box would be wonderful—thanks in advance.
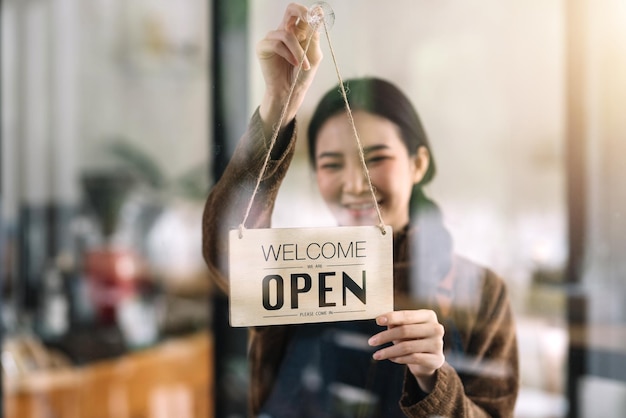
[201,110,297,293]
[202,3,322,291]
[202,3,323,292]
[398,269,519,417]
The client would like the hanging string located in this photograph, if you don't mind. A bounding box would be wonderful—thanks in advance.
[239,3,387,237]
[321,17,387,235]
[238,22,318,238]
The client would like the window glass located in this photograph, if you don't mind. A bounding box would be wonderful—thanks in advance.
[2,1,212,416]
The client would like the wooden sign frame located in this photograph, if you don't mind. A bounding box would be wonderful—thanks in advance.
[228,225,393,327]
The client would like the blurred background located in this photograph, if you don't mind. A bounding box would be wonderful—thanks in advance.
[2,0,626,417]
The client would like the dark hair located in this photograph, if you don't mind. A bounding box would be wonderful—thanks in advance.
[307,77,453,289]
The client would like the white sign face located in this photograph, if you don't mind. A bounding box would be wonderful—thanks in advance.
[228,226,394,327]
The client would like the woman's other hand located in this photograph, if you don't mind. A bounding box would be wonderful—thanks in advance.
[368,310,445,393]
[257,3,323,133]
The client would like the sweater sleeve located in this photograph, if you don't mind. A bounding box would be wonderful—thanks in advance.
[202,108,297,293]
[399,269,519,417]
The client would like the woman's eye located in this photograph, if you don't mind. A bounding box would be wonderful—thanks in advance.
[366,156,389,165]
[319,162,342,170]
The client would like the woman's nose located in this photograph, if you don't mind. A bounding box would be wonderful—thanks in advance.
[342,163,367,194]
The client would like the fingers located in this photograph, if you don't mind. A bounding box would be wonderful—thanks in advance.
[367,310,445,371]
[389,353,444,371]
[279,3,317,44]
[280,3,322,66]
[370,321,444,345]
[258,3,322,71]
[278,3,309,31]
[371,335,444,363]
[376,309,439,327]
[257,30,308,68]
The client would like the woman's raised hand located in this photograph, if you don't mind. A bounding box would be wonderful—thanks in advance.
[257,3,323,132]
[368,310,446,393]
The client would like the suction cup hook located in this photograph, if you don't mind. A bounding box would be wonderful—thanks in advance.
[306,2,335,31]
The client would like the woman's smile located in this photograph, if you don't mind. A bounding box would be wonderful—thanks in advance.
[343,200,378,220]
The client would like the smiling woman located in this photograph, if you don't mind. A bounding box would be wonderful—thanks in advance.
[202,2,519,416]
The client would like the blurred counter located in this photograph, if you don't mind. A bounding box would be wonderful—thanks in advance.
[3,331,213,418]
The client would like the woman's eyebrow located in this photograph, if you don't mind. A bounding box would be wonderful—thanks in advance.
[363,144,390,154]
[317,151,343,159]
[317,144,389,160]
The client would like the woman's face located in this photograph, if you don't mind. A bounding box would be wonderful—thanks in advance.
[314,110,429,232]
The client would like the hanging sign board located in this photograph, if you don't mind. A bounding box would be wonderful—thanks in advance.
[228,225,393,327]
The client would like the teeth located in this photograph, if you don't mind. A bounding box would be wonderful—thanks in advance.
[346,203,375,210]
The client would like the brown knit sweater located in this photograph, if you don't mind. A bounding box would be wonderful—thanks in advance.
[202,109,519,417]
